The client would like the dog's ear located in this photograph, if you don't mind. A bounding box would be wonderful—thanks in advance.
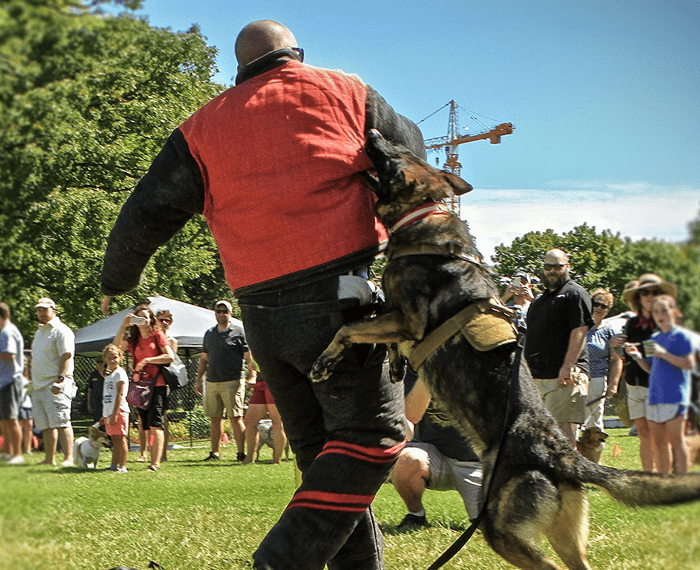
[441,171,473,196]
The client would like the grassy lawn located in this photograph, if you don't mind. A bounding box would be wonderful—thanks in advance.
[2,428,700,570]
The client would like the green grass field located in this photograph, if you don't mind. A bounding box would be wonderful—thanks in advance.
[2,428,700,570]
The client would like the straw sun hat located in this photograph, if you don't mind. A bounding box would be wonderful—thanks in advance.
[621,273,677,305]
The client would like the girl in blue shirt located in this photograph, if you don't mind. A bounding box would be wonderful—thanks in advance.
[626,295,695,473]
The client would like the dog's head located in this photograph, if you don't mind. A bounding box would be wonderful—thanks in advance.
[88,424,112,448]
[580,427,608,445]
[364,129,473,226]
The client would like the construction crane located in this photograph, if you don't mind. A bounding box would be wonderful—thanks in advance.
[423,100,514,216]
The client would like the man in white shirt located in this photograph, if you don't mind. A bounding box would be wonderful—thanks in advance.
[31,297,76,466]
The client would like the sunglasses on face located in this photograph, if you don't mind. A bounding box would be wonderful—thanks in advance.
[543,263,566,271]
[291,47,304,62]
[592,300,610,310]
[639,289,662,297]
[215,309,230,314]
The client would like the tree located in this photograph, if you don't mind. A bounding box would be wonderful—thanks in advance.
[0,0,228,337]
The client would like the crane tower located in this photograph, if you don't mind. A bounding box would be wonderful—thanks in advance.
[423,100,513,216]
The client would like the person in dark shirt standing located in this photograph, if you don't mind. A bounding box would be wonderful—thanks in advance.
[525,249,594,446]
[86,356,106,425]
[195,300,256,462]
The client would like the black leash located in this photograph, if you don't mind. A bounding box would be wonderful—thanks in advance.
[425,330,524,570]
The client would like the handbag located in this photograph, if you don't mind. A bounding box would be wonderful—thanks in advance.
[126,372,156,410]
[161,356,188,391]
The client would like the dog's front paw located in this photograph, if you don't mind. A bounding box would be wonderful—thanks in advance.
[309,344,346,382]
[309,355,337,382]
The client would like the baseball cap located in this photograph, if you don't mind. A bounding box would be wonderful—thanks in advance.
[35,297,56,309]
[215,300,232,312]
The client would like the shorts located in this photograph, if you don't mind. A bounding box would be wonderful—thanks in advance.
[0,379,22,421]
[536,371,589,424]
[203,380,244,418]
[18,406,33,422]
[32,384,73,430]
[249,380,275,406]
[626,384,649,421]
[105,409,130,436]
[137,385,167,430]
[407,442,483,520]
[646,403,687,424]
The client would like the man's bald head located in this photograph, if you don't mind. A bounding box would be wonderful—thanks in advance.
[235,20,298,68]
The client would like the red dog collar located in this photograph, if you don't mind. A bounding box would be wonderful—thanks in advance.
[390,202,451,234]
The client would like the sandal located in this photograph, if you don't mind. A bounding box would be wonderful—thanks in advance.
[148,464,160,471]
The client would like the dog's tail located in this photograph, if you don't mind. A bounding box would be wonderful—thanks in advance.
[576,460,700,507]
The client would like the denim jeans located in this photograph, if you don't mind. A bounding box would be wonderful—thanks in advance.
[240,276,405,570]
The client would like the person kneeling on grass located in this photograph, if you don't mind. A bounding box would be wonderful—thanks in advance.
[102,344,130,473]
[625,294,696,474]
[390,371,482,531]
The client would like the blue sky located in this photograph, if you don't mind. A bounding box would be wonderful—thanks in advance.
[117,0,698,260]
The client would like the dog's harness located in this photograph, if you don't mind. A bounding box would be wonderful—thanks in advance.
[408,297,518,371]
[386,202,517,372]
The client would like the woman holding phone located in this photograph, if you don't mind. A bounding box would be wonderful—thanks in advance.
[114,302,173,471]
[614,273,677,471]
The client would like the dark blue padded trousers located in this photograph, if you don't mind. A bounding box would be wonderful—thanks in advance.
[239,276,406,570]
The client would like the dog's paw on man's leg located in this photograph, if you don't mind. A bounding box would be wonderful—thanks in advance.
[309,342,346,382]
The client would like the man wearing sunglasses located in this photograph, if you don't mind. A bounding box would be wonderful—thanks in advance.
[195,300,255,462]
[100,19,425,570]
[524,249,595,446]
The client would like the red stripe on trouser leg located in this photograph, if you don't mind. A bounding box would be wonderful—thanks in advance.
[317,439,406,463]
[289,490,375,512]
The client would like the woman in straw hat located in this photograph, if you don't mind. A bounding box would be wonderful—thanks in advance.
[614,273,677,471]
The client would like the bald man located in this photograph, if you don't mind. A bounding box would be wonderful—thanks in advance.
[525,249,595,446]
[100,20,426,570]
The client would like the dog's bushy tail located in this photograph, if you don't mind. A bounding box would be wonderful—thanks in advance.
[576,461,700,507]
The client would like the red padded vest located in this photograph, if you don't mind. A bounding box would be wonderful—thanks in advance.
[180,61,388,291]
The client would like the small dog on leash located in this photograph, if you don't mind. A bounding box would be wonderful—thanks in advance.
[576,427,608,464]
[74,424,112,468]
[256,419,290,461]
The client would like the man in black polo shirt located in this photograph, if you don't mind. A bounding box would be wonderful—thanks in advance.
[195,300,256,461]
[525,249,594,446]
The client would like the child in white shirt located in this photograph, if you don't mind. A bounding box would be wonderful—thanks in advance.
[102,343,130,473]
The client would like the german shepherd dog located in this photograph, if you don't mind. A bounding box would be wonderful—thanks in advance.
[309,130,700,570]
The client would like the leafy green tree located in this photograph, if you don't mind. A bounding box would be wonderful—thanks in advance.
[0,0,227,337]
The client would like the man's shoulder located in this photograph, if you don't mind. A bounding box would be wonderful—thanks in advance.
[51,317,75,337]
[561,279,588,298]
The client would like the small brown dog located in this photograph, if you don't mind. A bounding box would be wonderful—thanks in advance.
[685,433,700,467]
[576,427,608,464]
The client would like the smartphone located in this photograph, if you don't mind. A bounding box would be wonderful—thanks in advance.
[129,315,147,326]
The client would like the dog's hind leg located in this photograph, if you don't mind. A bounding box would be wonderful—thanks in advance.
[545,485,592,570]
[483,473,566,570]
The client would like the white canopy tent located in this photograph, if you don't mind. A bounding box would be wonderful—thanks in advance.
[74,295,241,356]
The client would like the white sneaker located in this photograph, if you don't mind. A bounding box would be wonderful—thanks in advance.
[116,466,128,473]
[7,455,25,465]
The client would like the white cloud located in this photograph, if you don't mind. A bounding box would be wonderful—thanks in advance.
[460,183,699,263]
